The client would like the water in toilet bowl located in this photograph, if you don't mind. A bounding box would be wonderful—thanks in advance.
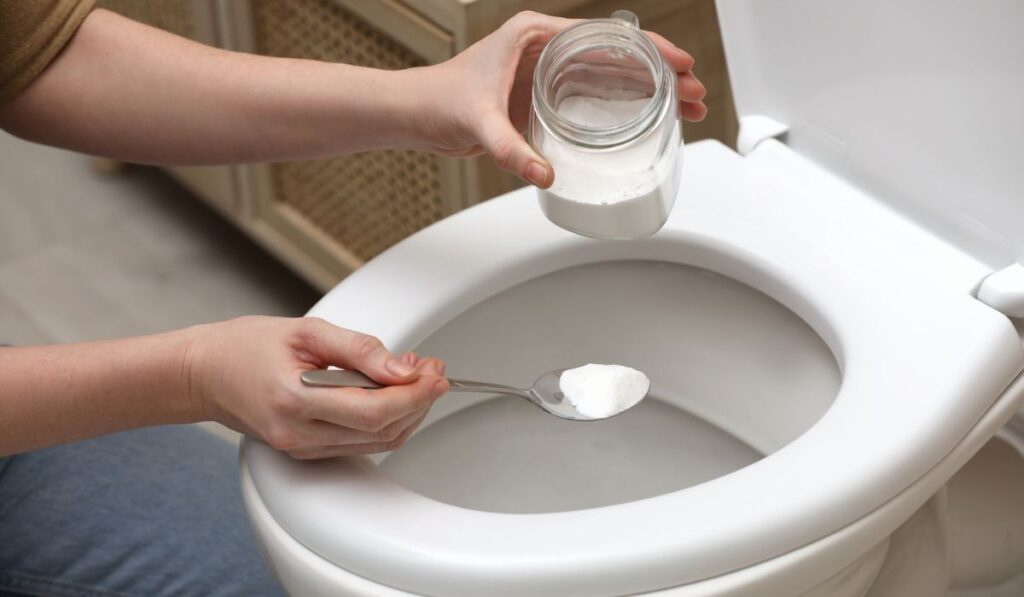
[381,395,762,513]
[377,261,840,514]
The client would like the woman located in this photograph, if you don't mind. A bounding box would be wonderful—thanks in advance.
[0,2,707,594]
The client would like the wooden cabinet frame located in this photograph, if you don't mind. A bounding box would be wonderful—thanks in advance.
[103,0,736,292]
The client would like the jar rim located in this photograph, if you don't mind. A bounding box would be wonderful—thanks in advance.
[531,18,671,148]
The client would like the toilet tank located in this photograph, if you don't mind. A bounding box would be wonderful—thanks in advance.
[715,0,1024,268]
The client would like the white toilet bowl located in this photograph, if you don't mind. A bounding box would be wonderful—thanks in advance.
[241,1,1024,594]
[241,140,1024,596]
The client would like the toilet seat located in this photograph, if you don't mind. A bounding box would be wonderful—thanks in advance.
[243,139,1024,596]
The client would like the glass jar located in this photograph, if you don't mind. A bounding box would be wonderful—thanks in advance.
[529,10,682,239]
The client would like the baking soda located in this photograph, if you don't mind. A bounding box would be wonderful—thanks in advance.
[557,96,652,131]
[537,95,681,239]
[559,364,650,418]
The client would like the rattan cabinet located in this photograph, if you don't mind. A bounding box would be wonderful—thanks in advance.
[99,0,736,291]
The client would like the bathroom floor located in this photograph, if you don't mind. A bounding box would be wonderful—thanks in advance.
[0,132,320,442]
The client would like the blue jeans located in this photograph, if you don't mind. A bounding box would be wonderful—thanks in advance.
[0,426,283,596]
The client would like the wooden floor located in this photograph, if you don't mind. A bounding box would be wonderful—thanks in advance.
[0,131,321,441]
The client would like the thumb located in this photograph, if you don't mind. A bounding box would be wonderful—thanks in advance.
[479,113,553,189]
[303,319,417,385]
[415,357,446,377]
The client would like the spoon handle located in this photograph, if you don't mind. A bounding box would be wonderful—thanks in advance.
[299,369,530,398]
[300,369,382,389]
[446,378,531,398]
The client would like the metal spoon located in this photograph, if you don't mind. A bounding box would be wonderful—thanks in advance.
[300,368,602,421]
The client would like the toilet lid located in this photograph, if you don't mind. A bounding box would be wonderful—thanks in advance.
[243,141,1024,595]
[716,0,1024,267]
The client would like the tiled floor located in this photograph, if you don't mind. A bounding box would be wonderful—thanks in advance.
[0,131,321,441]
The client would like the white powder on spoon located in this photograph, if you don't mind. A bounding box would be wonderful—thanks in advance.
[558,364,650,418]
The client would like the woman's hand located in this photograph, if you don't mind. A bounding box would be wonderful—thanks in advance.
[408,11,708,188]
[186,316,449,459]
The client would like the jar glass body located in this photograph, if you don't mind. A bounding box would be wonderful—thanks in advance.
[529,14,682,239]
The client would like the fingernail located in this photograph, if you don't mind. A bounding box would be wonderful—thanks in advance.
[434,378,450,393]
[386,358,415,377]
[525,162,548,187]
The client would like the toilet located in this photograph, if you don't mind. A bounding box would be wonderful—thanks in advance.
[239,1,1024,595]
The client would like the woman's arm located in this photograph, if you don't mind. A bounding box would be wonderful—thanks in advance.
[0,317,449,458]
[0,328,197,454]
[0,9,707,188]
[0,8,429,166]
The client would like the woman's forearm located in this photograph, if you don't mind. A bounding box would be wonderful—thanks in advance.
[0,328,200,456]
[0,8,431,166]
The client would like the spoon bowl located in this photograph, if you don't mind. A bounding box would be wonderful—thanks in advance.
[299,368,623,421]
[524,368,597,420]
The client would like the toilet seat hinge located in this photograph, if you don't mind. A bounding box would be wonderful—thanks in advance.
[976,263,1024,317]
[736,115,790,156]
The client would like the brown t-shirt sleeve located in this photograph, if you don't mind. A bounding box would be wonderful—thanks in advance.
[0,0,96,106]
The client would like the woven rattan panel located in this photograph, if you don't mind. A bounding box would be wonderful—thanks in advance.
[252,0,445,262]
[96,0,198,40]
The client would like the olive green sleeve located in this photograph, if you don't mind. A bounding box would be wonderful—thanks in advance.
[0,0,96,106]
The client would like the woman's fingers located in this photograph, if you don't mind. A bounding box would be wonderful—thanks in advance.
[680,101,708,122]
[415,356,446,377]
[287,409,432,460]
[678,71,707,103]
[299,317,417,385]
[484,12,592,188]
[679,69,708,122]
[302,373,449,432]
[477,110,553,188]
[279,353,449,460]
[504,10,576,45]
[297,408,428,448]
[397,408,431,442]
[645,31,695,73]
[471,11,708,184]
[401,351,420,367]
[642,31,708,122]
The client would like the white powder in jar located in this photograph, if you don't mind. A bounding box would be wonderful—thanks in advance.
[558,364,650,418]
[536,94,681,239]
[557,96,653,131]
